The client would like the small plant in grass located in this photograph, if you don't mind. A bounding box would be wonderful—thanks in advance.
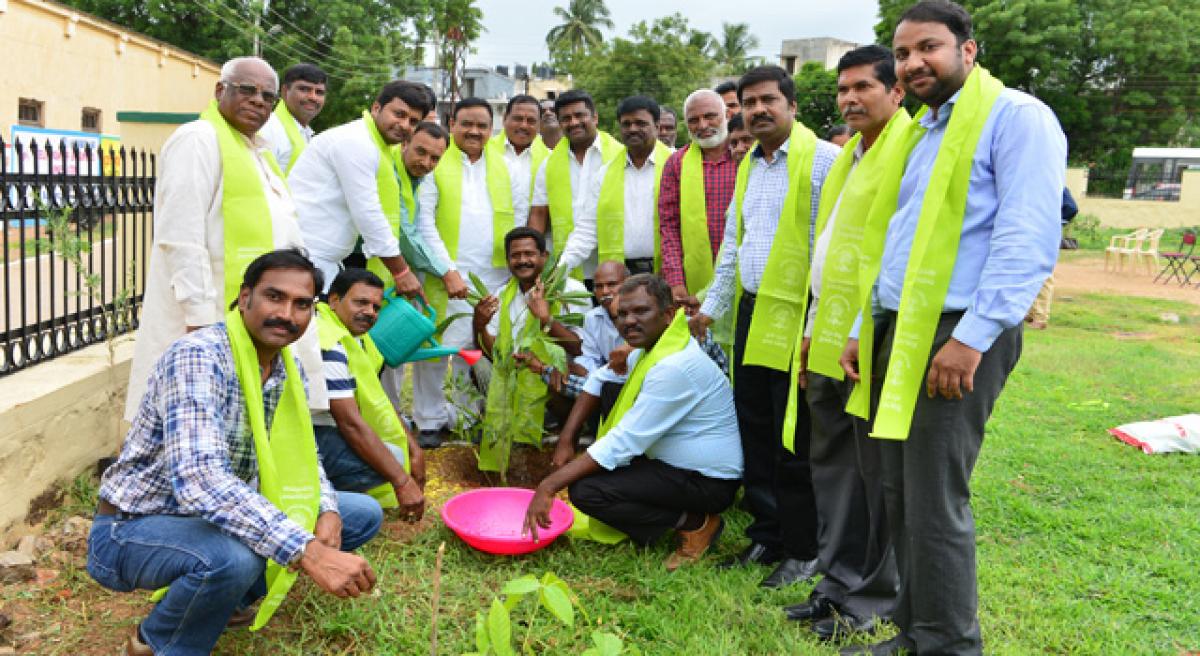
[462,256,589,483]
[467,572,636,656]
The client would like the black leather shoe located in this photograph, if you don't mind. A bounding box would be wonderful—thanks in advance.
[784,595,834,622]
[760,557,819,588]
[838,635,912,655]
[717,542,782,569]
[812,613,878,641]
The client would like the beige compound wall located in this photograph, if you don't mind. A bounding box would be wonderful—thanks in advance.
[1067,168,1200,229]
[0,0,218,151]
[0,340,132,545]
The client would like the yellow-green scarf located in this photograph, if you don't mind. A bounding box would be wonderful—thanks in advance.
[362,111,417,284]
[424,138,516,319]
[805,109,912,380]
[544,130,622,278]
[778,110,913,453]
[478,279,560,471]
[200,101,285,307]
[594,140,672,272]
[679,143,717,292]
[846,67,1004,440]
[315,303,410,508]
[226,309,321,630]
[731,122,818,374]
[272,102,307,174]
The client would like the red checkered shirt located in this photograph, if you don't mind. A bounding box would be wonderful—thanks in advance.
[657,144,737,288]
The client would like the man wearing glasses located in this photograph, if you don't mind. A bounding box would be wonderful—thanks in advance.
[125,56,328,421]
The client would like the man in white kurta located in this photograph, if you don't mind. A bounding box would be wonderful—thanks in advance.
[125,57,325,420]
[412,98,533,443]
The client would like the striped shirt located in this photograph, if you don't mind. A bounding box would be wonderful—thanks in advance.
[700,136,841,321]
[99,323,338,566]
[541,328,729,398]
[312,342,356,427]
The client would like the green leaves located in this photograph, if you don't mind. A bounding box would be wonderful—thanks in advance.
[581,631,626,656]
[487,599,514,656]
[538,575,575,627]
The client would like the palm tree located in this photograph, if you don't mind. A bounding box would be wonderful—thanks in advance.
[545,0,615,56]
[712,22,761,74]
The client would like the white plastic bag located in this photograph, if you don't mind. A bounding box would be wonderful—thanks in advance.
[1109,414,1200,454]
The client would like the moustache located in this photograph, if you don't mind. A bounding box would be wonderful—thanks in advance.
[599,295,614,305]
[514,263,535,271]
[751,115,774,125]
[352,313,374,325]
[841,106,867,118]
[906,68,935,83]
[262,317,300,335]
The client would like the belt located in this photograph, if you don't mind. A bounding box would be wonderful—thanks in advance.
[96,499,121,516]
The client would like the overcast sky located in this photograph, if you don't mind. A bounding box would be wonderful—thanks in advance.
[465,0,882,70]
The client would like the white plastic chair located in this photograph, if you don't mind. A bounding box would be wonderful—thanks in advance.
[1133,228,1165,275]
[1105,228,1147,272]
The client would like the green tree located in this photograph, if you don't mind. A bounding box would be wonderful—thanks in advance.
[711,22,761,75]
[792,61,841,134]
[874,0,1200,168]
[545,0,615,74]
[571,14,716,134]
[60,0,438,126]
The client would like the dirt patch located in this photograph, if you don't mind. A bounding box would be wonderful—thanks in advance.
[1055,254,1200,306]
[24,487,65,526]
[427,444,557,490]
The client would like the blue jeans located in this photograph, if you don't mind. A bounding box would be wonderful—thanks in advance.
[86,492,382,655]
[314,423,406,492]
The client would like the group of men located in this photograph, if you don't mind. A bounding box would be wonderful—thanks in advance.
[86,1,1066,654]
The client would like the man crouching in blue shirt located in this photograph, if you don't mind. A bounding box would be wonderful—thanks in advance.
[523,274,743,570]
[88,249,381,656]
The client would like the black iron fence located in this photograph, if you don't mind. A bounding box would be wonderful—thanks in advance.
[1,138,155,376]
[1086,168,1182,201]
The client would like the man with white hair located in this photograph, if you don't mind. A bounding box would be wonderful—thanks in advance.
[657,89,738,313]
[125,56,326,419]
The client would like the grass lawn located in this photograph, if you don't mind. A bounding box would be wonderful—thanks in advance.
[5,292,1199,655]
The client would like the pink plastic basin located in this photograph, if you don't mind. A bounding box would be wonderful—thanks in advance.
[440,487,574,555]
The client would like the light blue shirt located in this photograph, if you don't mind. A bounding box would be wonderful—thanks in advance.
[585,339,743,480]
[575,305,623,374]
[874,86,1066,352]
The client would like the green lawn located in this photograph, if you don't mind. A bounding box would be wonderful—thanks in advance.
[12,293,1200,655]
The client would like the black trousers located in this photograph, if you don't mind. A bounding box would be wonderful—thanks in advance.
[872,311,1021,655]
[808,372,897,619]
[733,294,818,559]
[568,457,740,545]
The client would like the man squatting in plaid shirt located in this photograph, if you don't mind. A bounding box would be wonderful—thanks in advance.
[87,250,383,655]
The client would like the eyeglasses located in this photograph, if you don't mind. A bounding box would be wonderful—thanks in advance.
[223,81,278,105]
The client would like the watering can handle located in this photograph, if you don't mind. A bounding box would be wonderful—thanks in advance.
[384,287,437,322]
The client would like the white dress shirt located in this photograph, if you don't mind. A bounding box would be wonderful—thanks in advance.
[290,118,401,284]
[532,136,609,277]
[502,137,536,214]
[561,150,660,270]
[575,305,623,374]
[418,144,530,347]
[259,111,314,170]
[125,119,324,420]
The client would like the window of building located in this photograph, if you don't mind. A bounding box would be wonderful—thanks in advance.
[82,107,101,133]
[18,98,44,127]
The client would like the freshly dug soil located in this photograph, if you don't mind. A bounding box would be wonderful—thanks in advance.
[426,443,557,490]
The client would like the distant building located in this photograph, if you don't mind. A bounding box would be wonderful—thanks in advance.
[0,0,220,162]
[780,37,861,73]
[400,66,518,130]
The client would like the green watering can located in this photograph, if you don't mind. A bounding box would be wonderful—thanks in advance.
[367,289,482,367]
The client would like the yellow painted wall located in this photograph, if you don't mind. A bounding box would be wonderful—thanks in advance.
[1068,167,1200,229]
[0,0,219,151]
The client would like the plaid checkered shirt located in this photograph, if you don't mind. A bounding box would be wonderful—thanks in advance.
[99,323,338,566]
[657,144,738,288]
